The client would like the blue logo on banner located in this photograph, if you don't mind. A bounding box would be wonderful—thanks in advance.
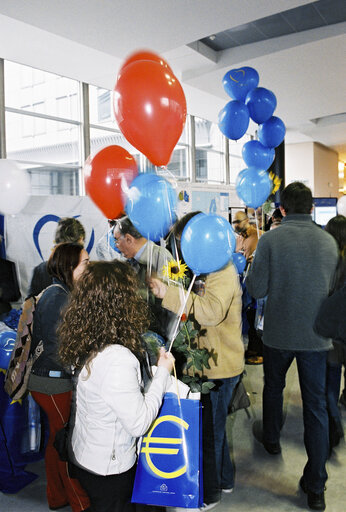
[33,215,94,260]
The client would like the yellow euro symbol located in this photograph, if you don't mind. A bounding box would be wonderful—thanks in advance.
[141,414,189,479]
[230,69,245,83]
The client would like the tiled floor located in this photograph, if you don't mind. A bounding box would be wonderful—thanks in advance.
[1,362,345,511]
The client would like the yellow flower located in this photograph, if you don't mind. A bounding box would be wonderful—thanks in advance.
[162,259,188,281]
[269,171,282,194]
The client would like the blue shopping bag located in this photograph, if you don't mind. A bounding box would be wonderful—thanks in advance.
[132,392,203,508]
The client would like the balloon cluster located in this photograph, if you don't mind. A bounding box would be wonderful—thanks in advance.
[85,50,186,241]
[218,66,286,209]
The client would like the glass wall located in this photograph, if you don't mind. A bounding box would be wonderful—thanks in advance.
[195,117,226,184]
[4,61,81,195]
[2,59,251,195]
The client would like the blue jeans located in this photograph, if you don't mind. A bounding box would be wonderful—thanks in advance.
[263,345,329,493]
[203,375,240,500]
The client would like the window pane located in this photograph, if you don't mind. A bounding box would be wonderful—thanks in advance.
[89,127,140,156]
[89,85,116,128]
[229,134,251,184]
[6,111,81,165]
[27,164,80,195]
[196,149,225,183]
[195,117,223,151]
[167,146,188,180]
[5,61,80,121]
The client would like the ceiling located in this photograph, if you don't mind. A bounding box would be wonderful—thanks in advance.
[0,0,345,161]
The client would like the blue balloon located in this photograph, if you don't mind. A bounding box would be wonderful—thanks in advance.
[181,213,235,276]
[236,167,273,209]
[242,140,275,170]
[125,173,177,242]
[218,100,250,141]
[232,252,246,274]
[258,116,286,148]
[223,67,259,102]
[0,330,16,370]
[245,87,277,124]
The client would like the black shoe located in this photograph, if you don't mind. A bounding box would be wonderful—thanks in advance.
[252,420,281,454]
[299,477,326,511]
[263,441,281,455]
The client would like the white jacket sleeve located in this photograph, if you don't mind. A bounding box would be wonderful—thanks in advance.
[100,352,170,437]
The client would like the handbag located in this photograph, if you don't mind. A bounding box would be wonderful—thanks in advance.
[131,391,203,508]
[228,373,250,414]
[53,368,80,462]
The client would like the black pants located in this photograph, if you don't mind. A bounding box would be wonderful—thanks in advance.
[71,463,136,512]
[245,307,263,356]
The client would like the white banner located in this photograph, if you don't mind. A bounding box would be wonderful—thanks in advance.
[5,195,108,300]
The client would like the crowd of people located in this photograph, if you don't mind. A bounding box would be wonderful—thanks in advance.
[1,181,345,512]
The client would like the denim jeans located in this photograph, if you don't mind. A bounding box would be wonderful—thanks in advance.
[202,375,240,503]
[263,345,329,493]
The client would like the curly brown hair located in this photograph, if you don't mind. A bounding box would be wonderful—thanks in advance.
[58,261,149,371]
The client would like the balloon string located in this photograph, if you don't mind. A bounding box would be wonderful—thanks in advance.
[255,210,261,239]
[168,273,196,353]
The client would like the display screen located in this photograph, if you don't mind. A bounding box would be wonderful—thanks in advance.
[313,198,337,227]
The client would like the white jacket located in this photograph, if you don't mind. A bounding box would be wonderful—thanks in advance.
[71,344,170,476]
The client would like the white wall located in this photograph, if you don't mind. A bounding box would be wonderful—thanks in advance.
[285,141,339,197]
[285,142,314,191]
[313,143,339,198]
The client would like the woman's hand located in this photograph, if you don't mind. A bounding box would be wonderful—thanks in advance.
[148,277,168,299]
[157,347,175,373]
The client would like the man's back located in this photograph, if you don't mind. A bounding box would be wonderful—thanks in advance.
[246,214,338,350]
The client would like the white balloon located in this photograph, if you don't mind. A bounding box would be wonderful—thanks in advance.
[0,160,31,215]
[337,195,346,217]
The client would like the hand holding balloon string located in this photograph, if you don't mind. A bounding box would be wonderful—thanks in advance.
[156,346,175,373]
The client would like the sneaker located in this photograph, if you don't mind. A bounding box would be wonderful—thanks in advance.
[245,355,263,365]
[222,488,234,494]
[200,501,221,511]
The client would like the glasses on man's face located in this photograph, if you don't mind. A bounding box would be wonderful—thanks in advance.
[232,219,244,225]
[113,234,124,246]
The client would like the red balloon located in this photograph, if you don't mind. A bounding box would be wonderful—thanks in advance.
[84,145,138,219]
[113,60,187,167]
[119,49,174,76]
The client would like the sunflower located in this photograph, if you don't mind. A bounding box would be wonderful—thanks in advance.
[162,259,188,281]
[269,171,282,194]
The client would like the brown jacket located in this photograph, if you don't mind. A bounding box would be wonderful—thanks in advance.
[162,263,244,380]
[235,225,262,262]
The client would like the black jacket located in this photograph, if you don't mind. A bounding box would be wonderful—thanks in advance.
[31,279,70,373]
[314,284,346,344]
[28,261,53,297]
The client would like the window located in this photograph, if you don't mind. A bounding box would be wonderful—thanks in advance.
[229,134,251,184]
[195,117,225,183]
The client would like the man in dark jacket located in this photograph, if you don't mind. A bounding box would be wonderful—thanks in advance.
[246,182,338,511]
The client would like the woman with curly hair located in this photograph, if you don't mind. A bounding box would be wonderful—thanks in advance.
[58,261,174,512]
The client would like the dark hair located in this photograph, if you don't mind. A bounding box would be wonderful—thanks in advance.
[272,208,283,220]
[173,211,202,239]
[58,261,149,371]
[325,215,346,253]
[47,242,84,290]
[116,216,142,239]
[325,215,346,291]
[280,182,313,215]
[54,217,86,244]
